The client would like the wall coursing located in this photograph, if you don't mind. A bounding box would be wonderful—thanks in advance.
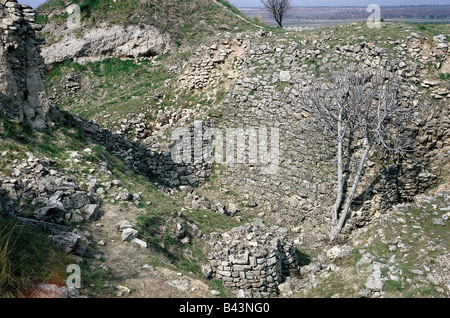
[0,0,49,129]
[72,113,214,187]
[207,218,298,298]
[206,33,448,242]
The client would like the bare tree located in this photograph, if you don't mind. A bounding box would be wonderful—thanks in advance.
[298,67,418,241]
[261,0,292,28]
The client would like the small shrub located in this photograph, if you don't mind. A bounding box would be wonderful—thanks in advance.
[35,14,49,24]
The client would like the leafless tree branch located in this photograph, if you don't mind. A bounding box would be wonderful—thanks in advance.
[261,0,292,27]
[297,66,419,241]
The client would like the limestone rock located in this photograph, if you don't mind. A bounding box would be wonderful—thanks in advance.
[116,285,130,297]
[356,253,375,268]
[364,267,384,292]
[33,204,66,224]
[63,192,92,209]
[279,71,291,82]
[236,289,248,298]
[131,238,147,248]
[42,25,170,65]
[326,245,353,260]
[121,228,139,242]
[117,220,135,232]
[52,232,81,254]
[82,204,101,221]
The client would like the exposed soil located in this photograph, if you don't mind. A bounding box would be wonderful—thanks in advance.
[84,203,214,298]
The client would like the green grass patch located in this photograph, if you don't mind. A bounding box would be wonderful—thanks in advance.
[276,82,290,93]
[187,208,249,235]
[46,58,172,121]
[384,279,404,293]
[439,73,450,81]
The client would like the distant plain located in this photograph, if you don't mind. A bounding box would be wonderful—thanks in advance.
[239,5,450,28]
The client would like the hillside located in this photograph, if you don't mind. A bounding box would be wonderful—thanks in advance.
[0,0,449,300]
[36,0,261,49]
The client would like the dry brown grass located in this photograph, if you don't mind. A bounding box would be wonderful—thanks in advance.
[0,219,17,294]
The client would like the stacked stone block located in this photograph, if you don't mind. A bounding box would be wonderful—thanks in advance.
[207,219,298,298]
[0,0,49,129]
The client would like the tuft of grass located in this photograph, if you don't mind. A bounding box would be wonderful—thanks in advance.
[384,279,404,293]
[78,262,112,297]
[438,73,450,81]
[0,220,15,294]
[35,14,49,24]
[276,82,290,93]
[0,218,72,297]
[209,278,233,297]
[0,115,34,144]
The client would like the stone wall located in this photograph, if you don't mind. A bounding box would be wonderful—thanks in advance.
[207,219,298,298]
[108,31,448,245]
[73,113,214,187]
[205,32,448,242]
[0,0,49,129]
[177,34,248,91]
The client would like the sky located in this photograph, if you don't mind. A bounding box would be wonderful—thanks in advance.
[16,0,450,9]
[18,0,44,8]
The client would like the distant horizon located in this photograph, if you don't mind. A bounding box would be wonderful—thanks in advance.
[229,0,450,7]
[17,0,450,9]
[237,4,450,8]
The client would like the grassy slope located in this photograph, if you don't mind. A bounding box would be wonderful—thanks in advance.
[37,0,261,47]
[0,1,262,297]
[0,113,250,297]
[0,217,72,297]
[5,0,448,297]
[37,0,264,127]
[46,58,172,124]
[303,192,449,298]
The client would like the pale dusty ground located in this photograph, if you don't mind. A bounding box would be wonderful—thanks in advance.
[84,203,214,298]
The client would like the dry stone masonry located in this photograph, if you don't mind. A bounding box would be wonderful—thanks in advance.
[0,0,49,129]
[74,114,214,187]
[210,30,448,243]
[177,34,248,91]
[207,219,298,298]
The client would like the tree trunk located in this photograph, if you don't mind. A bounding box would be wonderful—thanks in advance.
[275,17,283,27]
[329,135,376,241]
[332,115,344,225]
